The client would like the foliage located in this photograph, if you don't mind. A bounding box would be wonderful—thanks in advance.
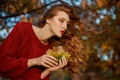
[46,46,70,60]
[0,0,120,80]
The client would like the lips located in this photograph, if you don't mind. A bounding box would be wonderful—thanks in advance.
[60,30,65,35]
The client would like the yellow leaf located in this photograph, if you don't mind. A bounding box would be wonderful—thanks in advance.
[8,5,16,13]
[82,0,87,8]
[23,8,28,13]
[102,44,108,50]
[96,0,104,8]
[117,1,120,8]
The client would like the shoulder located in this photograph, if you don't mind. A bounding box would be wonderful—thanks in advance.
[7,22,32,38]
[13,22,32,31]
[9,22,33,35]
[0,22,32,46]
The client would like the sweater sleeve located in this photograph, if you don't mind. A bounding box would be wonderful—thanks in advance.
[0,22,29,78]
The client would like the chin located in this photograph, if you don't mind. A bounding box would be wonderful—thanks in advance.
[55,32,63,38]
[57,36,62,38]
[57,34,62,38]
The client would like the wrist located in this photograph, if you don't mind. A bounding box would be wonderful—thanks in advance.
[45,69,51,74]
[46,68,50,72]
[28,58,36,67]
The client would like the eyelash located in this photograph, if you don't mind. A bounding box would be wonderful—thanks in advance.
[59,19,64,23]
[59,19,69,25]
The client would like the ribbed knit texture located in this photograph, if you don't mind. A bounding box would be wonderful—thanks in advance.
[0,22,51,80]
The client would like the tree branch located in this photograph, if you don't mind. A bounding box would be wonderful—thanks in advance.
[0,0,58,19]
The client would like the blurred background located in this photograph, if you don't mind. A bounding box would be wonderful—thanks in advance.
[0,0,120,80]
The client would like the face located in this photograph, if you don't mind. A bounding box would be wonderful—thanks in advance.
[47,11,70,38]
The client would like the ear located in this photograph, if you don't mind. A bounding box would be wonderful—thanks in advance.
[46,19,51,24]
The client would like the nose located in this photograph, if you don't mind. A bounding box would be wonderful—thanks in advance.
[63,22,67,30]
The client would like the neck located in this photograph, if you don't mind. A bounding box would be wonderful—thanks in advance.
[32,24,54,44]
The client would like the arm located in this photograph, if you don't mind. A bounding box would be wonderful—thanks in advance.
[0,23,29,77]
[28,54,58,68]
[41,69,50,79]
[40,56,67,79]
[0,22,58,78]
[27,56,58,79]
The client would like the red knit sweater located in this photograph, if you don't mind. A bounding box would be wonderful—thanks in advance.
[0,22,51,80]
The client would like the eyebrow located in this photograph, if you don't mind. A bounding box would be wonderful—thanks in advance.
[60,18,69,23]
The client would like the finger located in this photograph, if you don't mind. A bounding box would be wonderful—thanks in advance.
[45,57,58,66]
[62,56,67,66]
[62,56,65,65]
[43,60,57,67]
[48,66,59,71]
[42,63,51,68]
[59,59,64,68]
[59,59,62,66]
[46,55,58,62]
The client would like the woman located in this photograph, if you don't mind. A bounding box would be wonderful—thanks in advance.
[0,3,85,80]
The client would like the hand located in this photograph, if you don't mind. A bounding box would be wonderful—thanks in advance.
[39,54,59,67]
[28,54,58,68]
[48,55,67,71]
[40,56,67,79]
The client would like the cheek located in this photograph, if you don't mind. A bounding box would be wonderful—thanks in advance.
[52,20,61,29]
[54,19,60,26]
[50,22,59,32]
[50,22,62,36]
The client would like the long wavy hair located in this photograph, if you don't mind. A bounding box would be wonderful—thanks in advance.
[38,3,86,79]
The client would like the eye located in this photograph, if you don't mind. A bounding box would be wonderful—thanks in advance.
[59,19,64,23]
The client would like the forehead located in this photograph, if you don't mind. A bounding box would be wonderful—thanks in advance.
[55,11,69,22]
